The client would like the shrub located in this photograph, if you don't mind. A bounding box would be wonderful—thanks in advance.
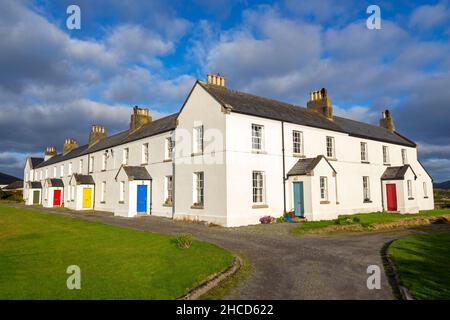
[259,215,274,224]
[352,217,361,223]
[175,234,193,249]
[275,216,285,223]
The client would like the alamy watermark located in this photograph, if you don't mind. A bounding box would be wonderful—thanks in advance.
[66,5,81,30]
[366,265,381,289]
[366,5,381,30]
[66,265,81,290]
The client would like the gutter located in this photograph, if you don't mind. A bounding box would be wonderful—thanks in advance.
[171,130,176,219]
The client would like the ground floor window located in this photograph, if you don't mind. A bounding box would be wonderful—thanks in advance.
[363,176,370,202]
[101,181,106,202]
[193,172,204,206]
[119,181,125,202]
[423,182,428,197]
[252,171,265,203]
[320,176,328,200]
[407,180,413,198]
[71,185,75,201]
[165,176,173,204]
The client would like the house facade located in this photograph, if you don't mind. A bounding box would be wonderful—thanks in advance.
[23,74,434,226]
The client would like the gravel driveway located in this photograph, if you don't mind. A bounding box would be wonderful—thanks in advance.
[8,204,447,299]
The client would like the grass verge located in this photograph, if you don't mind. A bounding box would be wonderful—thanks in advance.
[388,229,450,299]
[0,205,233,299]
[291,209,450,235]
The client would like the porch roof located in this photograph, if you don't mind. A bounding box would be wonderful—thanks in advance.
[381,165,417,180]
[27,181,42,189]
[287,155,336,176]
[118,166,152,181]
[71,174,95,185]
[46,178,64,187]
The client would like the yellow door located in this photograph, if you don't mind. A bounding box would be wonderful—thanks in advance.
[82,188,92,209]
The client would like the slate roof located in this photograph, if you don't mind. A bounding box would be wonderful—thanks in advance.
[287,155,336,176]
[120,166,152,180]
[28,181,42,188]
[35,113,178,169]
[72,174,95,185]
[30,157,44,168]
[3,181,23,190]
[381,165,417,180]
[199,82,416,147]
[46,178,64,187]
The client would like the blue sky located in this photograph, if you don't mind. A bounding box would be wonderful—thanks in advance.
[0,0,449,181]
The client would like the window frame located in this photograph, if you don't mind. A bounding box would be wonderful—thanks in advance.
[119,181,125,202]
[89,156,94,173]
[363,176,371,202]
[165,137,173,160]
[252,171,266,204]
[142,143,149,164]
[193,125,204,154]
[165,175,173,204]
[407,180,413,198]
[251,124,264,151]
[401,149,408,165]
[326,136,335,158]
[193,172,204,207]
[423,182,428,198]
[293,130,304,155]
[101,181,106,203]
[360,142,368,162]
[320,176,328,201]
[60,164,64,178]
[122,148,129,165]
[383,145,390,165]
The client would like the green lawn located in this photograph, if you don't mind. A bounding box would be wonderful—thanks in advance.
[292,209,450,234]
[388,229,450,299]
[0,205,233,299]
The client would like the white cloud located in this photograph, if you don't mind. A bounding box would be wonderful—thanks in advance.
[409,2,450,30]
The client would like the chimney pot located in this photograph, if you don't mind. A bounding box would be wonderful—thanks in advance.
[207,73,225,87]
[307,87,333,119]
[379,109,395,132]
[89,125,107,147]
[44,146,57,161]
[63,138,78,155]
[130,106,152,131]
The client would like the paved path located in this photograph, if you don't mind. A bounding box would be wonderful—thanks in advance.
[7,204,449,299]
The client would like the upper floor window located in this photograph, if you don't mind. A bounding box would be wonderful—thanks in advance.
[293,130,303,155]
[165,137,173,160]
[326,136,335,158]
[252,124,264,150]
[363,176,370,202]
[25,172,28,182]
[252,171,265,204]
[407,180,413,198]
[382,146,390,165]
[53,167,56,178]
[68,162,72,176]
[122,148,129,165]
[102,153,107,171]
[40,171,43,180]
[423,182,428,198]
[79,159,83,174]
[193,172,204,206]
[45,169,48,179]
[320,176,328,200]
[401,149,408,165]
[89,156,94,173]
[360,142,368,162]
[142,143,149,164]
[193,125,204,154]
[60,164,64,178]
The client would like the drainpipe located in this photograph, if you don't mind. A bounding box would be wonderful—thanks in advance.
[380,180,385,212]
[171,130,176,219]
[281,121,286,213]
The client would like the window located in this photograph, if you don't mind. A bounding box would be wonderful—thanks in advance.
[142,143,149,164]
[423,182,428,197]
[361,142,368,162]
[30,170,34,181]
[60,164,64,178]
[101,181,106,202]
[320,177,328,200]
[407,180,413,198]
[89,156,94,173]
[193,125,204,154]
[71,185,75,201]
[363,176,370,201]
[326,136,335,158]
[25,172,28,182]
[45,169,48,179]
[401,149,408,165]
[193,172,204,206]
[68,162,72,175]
[252,124,264,150]
[122,148,129,165]
[293,130,303,155]
[383,146,390,164]
[53,167,56,178]
[40,171,43,180]
[165,176,173,204]
[165,137,173,160]
[102,153,107,171]
[79,159,83,173]
[119,181,125,202]
[252,171,265,203]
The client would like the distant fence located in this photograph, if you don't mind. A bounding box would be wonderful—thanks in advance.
[435,201,450,209]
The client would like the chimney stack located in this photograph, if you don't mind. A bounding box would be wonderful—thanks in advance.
[89,125,107,147]
[379,110,395,132]
[207,73,225,87]
[130,106,151,131]
[307,88,333,119]
[44,146,57,161]
[63,138,78,155]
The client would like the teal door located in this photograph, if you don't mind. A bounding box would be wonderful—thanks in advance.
[293,182,304,217]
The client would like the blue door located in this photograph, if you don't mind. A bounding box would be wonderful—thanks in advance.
[293,182,304,217]
[137,185,148,213]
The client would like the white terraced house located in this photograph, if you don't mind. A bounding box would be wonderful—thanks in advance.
[23,74,434,227]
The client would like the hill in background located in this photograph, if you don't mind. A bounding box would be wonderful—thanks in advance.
[0,172,22,185]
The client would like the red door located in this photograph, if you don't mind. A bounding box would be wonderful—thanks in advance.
[53,189,61,206]
[386,184,397,211]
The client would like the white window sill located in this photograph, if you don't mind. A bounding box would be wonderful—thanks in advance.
[252,150,267,155]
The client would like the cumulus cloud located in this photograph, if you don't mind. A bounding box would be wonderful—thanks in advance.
[409,2,450,31]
